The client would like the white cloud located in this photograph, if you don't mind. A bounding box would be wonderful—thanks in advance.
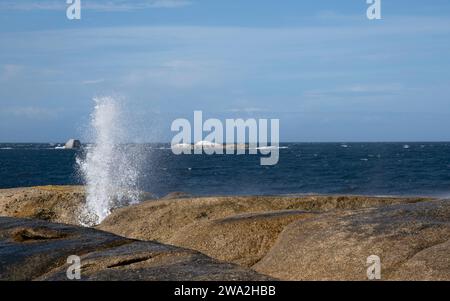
[0,0,192,11]
[303,83,409,101]
[2,106,60,120]
[82,79,105,85]
[227,107,267,113]
[149,0,192,8]
[121,59,227,88]
[304,84,405,98]
[0,2,63,10]
[1,16,448,119]
[344,84,404,94]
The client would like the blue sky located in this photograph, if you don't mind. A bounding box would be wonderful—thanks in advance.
[1,0,450,142]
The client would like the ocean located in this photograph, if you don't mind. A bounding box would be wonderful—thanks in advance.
[1,142,450,198]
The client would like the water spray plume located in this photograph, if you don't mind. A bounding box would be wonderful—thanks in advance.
[77,96,142,226]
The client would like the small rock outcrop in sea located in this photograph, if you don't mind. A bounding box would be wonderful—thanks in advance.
[64,139,81,149]
[0,216,273,281]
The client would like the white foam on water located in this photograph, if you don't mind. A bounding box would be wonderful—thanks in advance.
[76,96,143,226]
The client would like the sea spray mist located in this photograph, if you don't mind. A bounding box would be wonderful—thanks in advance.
[76,96,143,226]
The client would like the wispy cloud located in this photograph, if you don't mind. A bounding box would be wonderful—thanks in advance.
[147,0,192,8]
[121,59,225,89]
[303,84,405,99]
[227,107,267,113]
[0,0,192,11]
[82,79,105,85]
[1,106,60,120]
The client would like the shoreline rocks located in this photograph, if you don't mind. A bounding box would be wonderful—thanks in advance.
[0,186,86,225]
[0,186,448,280]
[253,200,450,280]
[97,194,429,242]
[167,210,318,267]
[0,216,273,281]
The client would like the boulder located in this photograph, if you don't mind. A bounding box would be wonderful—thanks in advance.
[0,186,85,225]
[0,186,154,226]
[0,217,273,281]
[98,194,427,242]
[64,139,81,149]
[253,200,450,280]
[168,210,318,267]
[98,196,449,280]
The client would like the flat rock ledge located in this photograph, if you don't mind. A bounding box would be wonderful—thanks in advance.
[0,217,273,281]
[0,186,86,225]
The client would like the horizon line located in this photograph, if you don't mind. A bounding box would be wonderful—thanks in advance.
[2,141,450,144]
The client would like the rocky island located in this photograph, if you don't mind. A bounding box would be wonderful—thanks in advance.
[0,186,449,281]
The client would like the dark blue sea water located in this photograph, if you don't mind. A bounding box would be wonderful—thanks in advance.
[1,143,450,197]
